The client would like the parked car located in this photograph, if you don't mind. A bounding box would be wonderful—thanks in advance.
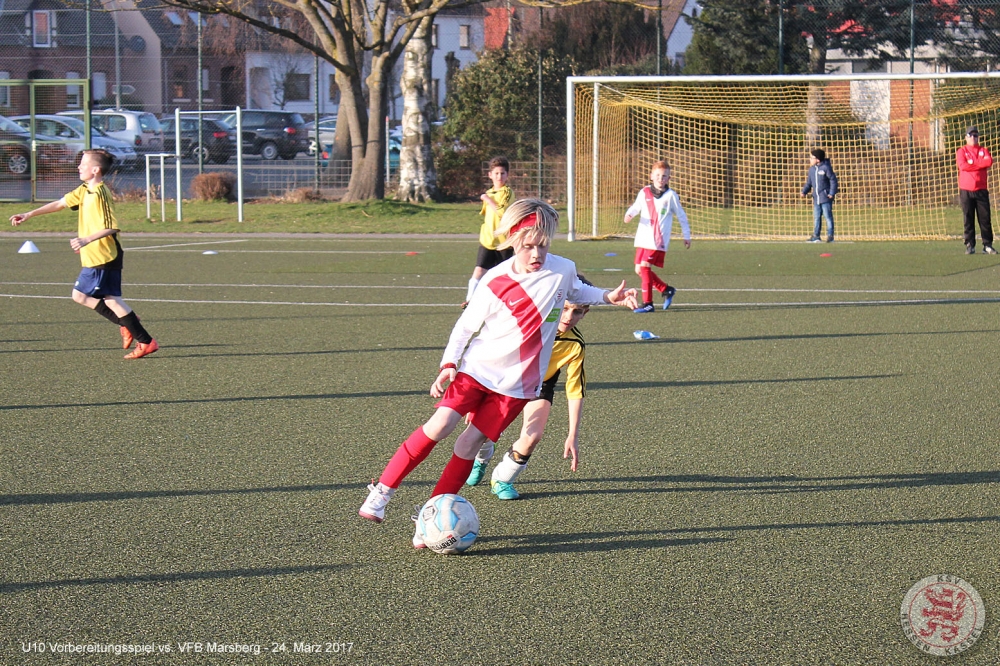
[11,115,138,171]
[58,109,164,155]
[304,116,337,156]
[0,114,73,176]
[218,110,306,160]
[320,134,399,169]
[160,117,237,164]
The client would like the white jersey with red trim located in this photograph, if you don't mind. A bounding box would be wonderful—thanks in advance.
[441,254,607,399]
[626,187,690,251]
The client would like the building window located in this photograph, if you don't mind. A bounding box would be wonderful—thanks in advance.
[172,66,189,100]
[284,73,310,102]
[432,24,438,49]
[33,10,52,48]
[93,72,107,101]
[328,74,340,103]
[166,12,183,26]
[66,70,81,107]
[0,71,10,107]
[459,25,470,49]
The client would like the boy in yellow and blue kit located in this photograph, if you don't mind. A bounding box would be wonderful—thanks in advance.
[9,149,158,359]
[462,156,513,307]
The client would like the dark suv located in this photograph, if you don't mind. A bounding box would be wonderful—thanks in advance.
[160,117,237,164]
[219,110,305,160]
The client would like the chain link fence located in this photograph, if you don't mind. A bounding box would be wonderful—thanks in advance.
[6,2,1000,202]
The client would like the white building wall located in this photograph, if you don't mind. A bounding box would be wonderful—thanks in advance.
[243,51,340,116]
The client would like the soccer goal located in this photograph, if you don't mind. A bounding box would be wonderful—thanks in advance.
[566,72,1000,241]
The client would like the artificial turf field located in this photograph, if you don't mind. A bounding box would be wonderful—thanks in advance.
[2,234,999,666]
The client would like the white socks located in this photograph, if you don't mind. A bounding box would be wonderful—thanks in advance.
[491,451,527,483]
[466,277,480,302]
[474,440,495,464]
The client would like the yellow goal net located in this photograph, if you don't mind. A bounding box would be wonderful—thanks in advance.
[566,73,1000,240]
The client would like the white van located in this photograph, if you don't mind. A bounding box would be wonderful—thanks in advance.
[58,109,163,155]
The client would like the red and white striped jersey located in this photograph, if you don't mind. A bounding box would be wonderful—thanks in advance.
[441,254,607,399]
[626,187,690,252]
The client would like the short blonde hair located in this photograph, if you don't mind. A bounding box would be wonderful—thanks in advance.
[495,198,559,250]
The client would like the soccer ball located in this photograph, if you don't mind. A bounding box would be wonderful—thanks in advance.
[416,494,480,555]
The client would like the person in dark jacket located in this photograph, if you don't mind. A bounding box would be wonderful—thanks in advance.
[802,148,838,243]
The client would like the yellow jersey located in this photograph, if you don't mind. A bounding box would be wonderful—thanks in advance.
[479,185,513,249]
[540,326,586,400]
[63,182,121,268]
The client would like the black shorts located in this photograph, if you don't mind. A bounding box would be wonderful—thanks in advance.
[537,371,559,404]
[476,246,513,270]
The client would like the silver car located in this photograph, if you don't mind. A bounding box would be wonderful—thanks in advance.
[58,109,164,155]
[12,115,138,170]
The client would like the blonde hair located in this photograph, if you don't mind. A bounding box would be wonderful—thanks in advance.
[495,198,559,250]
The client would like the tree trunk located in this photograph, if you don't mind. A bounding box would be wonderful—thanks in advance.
[396,17,437,202]
[343,54,389,201]
[328,70,352,161]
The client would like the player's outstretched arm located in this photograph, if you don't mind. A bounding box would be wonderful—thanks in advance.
[430,366,457,398]
[10,200,66,225]
[604,280,639,309]
[563,398,583,472]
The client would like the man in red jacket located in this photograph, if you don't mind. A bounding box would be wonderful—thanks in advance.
[957,126,996,255]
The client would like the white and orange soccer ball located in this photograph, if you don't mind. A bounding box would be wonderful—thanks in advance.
[416,494,480,554]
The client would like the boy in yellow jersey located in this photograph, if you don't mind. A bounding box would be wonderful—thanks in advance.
[10,149,158,359]
[466,296,590,500]
[462,156,513,307]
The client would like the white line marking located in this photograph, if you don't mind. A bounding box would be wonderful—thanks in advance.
[0,281,463,290]
[126,239,250,251]
[129,249,427,254]
[6,282,1000,294]
[3,293,999,308]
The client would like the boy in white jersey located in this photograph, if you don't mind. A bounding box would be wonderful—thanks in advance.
[624,159,691,313]
[359,199,638,547]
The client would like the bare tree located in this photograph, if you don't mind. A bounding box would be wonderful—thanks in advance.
[156,0,485,201]
[396,16,436,202]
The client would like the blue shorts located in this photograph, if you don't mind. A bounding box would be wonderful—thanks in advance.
[74,267,123,298]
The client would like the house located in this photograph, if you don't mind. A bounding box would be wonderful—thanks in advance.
[0,0,245,115]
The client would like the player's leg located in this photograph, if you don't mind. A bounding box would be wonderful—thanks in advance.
[977,191,994,252]
[822,202,835,242]
[465,439,494,486]
[634,254,655,313]
[961,190,976,252]
[360,406,464,522]
[811,203,822,241]
[104,294,158,359]
[432,390,527,497]
[491,399,552,500]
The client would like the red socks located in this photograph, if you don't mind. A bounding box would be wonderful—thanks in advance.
[379,427,437,488]
[639,265,668,304]
[432,454,475,496]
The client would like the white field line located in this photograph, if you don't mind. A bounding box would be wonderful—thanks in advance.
[0,281,463,290]
[3,292,1000,308]
[4,282,1000,295]
[128,249,436,254]
[126,239,250,251]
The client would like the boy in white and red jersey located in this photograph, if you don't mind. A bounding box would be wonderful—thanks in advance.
[359,199,638,547]
[624,160,691,313]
